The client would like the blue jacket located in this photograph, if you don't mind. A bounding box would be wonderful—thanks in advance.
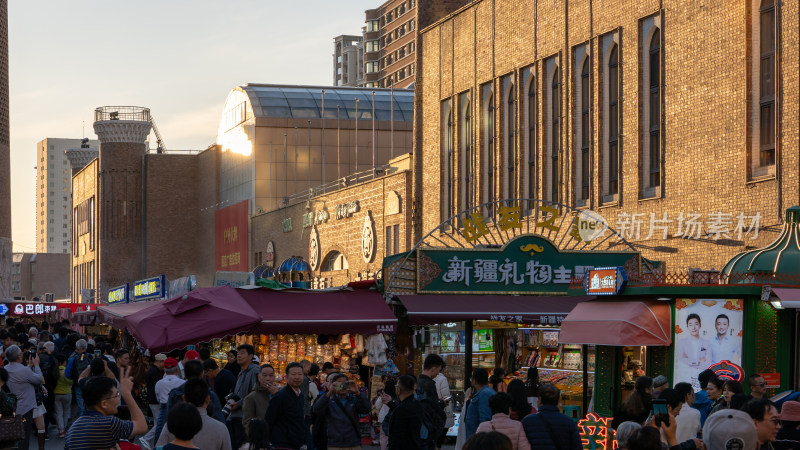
[521,405,582,450]
[692,390,712,427]
[464,385,496,438]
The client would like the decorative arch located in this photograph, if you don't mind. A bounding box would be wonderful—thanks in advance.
[321,250,349,272]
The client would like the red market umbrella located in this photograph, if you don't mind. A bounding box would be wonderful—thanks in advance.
[126,285,260,352]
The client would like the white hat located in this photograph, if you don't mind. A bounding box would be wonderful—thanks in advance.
[703,409,757,450]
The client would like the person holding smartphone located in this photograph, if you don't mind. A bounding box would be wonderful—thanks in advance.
[312,373,371,449]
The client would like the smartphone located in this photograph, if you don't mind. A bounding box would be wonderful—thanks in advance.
[186,345,196,351]
[94,350,101,358]
[652,399,670,427]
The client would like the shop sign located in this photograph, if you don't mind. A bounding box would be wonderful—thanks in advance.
[302,212,313,228]
[264,242,275,266]
[386,191,401,216]
[4,303,94,316]
[282,218,292,232]
[335,201,360,219]
[315,208,330,225]
[214,271,255,288]
[377,324,394,333]
[584,267,627,295]
[107,284,129,304]
[132,275,166,302]
[761,373,781,388]
[417,234,637,294]
[167,275,197,299]
[215,200,249,272]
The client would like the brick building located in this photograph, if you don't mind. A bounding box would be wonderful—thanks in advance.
[364,0,470,89]
[0,0,10,298]
[12,253,70,301]
[333,35,365,87]
[414,0,798,272]
[251,153,412,288]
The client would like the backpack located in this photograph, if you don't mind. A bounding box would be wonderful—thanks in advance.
[67,353,92,385]
[415,389,446,444]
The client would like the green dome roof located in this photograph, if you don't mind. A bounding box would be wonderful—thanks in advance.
[721,206,800,283]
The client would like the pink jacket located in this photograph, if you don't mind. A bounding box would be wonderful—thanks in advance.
[476,413,531,450]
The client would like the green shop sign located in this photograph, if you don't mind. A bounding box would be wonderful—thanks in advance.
[416,234,639,295]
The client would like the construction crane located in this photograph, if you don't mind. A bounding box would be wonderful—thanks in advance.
[150,115,167,153]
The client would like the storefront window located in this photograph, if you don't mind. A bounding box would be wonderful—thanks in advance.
[620,346,647,401]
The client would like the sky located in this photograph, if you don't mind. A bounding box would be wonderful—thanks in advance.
[8,0,375,252]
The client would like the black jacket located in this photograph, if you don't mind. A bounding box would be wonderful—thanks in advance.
[521,405,582,450]
[388,395,425,450]
[265,386,306,450]
[145,365,162,405]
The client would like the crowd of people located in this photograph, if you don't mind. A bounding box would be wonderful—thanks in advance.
[0,317,797,450]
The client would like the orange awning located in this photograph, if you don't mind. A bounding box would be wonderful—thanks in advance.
[558,300,672,346]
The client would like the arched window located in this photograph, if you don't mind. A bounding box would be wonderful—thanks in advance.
[461,94,472,210]
[580,58,590,201]
[322,251,348,271]
[527,77,536,202]
[507,83,516,200]
[551,68,560,201]
[649,29,661,188]
[608,45,619,195]
[759,0,775,167]
[487,92,495,212]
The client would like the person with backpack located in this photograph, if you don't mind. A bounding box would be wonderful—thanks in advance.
[64,338,93,416]
[416,355,447,449]
[312,372,371,450]
[387,375,425,450]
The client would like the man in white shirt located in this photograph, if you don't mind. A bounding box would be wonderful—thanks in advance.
[709,314,740,364]
[155,378,232,450]
[148,357,185,449]
[674,382,701,442]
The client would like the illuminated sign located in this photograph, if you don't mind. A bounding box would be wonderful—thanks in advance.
[584,267,627,296]
[132,275,166,302]
[708,360,744,382]
[107,284,129,304]
[5,303,92,316]
[578,413,614,450]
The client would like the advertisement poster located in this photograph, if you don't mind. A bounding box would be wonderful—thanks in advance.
[473,329,494,352]
[673,299,743,391]
[215,200,250,272]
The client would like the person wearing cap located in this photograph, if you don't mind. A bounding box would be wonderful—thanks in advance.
[179,349,201,380]
[142,353,167,448]
[652,375,669,398]
[624,360,645,382]
[703,409,758,450]
[744,398,781,450]
[776,400,800,446]
[149,357,184,449]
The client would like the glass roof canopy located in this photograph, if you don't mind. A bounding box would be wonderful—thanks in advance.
[241,85,415,121]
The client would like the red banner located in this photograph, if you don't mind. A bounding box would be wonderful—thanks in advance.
[215,200,249,272]
[3,302,95,316]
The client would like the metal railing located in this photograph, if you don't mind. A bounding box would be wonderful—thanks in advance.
[280,164,398,206]
[94,106,151,122]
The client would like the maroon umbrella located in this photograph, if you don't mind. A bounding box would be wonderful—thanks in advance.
[126,285,260,352]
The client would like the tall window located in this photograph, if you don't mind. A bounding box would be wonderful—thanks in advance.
[442,100,455,220]
[580,58,590,201]
[649,29,661,188]
[487,93,495,211]
[527,77,536,202]
[460,93,473,210]
[608,45,619,195]
[506,82,516,200]
[550,68,560,202]
[759,0,775,167]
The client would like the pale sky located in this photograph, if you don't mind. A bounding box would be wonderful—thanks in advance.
[8,0,375,252]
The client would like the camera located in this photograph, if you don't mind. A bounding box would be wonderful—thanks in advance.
[222,393,240,417]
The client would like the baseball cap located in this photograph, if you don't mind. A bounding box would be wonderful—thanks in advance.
[779,400,800,422]
[703,409,757,450]
[163,357,179,369]
[154,353,167,362]
[184,350,200,360]
[653,375,668,388]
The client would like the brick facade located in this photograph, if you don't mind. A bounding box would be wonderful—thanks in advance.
[252,157,412,287]
[415,0,799,272]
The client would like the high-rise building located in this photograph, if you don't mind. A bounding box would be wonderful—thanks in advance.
[333,35,364,87]
[363,0,470,89]
[0,0,11,298]
[36,138,99,253]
